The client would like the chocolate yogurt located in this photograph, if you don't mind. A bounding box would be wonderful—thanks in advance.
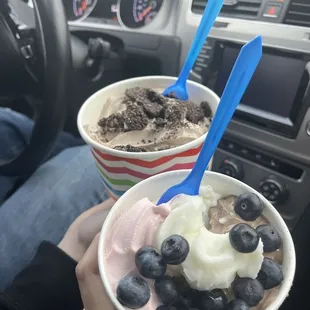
[85,87,212,152]
[209,195,283,310]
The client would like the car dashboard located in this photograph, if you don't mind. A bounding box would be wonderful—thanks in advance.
[68,0,310,53]
[18,0,310,61]
[14,0,310,229]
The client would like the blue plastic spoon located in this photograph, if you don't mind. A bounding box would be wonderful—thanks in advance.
[158,35,263,205]
[162,0,224,100]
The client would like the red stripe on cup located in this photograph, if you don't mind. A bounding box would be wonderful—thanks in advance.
[95,159,196,179]
[92,144,203,168]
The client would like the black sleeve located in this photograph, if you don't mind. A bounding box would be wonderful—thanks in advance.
[0,241,83,310]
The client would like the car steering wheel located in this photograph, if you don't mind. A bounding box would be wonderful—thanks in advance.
[0,0,71,176]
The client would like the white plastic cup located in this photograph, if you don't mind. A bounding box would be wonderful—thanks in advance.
[77,76,220,200]
[99,170,295,310]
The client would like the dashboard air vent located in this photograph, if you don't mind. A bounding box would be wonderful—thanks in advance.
[284,0,310,28]
[192,0,262,20]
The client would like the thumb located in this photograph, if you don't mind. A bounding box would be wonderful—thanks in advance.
[76,234,114,310]
[78,209,111,246]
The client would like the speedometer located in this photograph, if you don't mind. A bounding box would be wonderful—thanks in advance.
[118,0,164,29]
[73,0,88,17]
[63,0,98,22]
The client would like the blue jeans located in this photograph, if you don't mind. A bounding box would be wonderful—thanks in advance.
[0,109,108,289]
[0,108,83,202]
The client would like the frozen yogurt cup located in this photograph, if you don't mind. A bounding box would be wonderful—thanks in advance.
[99,170,295,310]
[77,76,219,199]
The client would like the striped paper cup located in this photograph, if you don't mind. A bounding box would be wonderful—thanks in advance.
[78,76,220,199]
[99,171,295,310]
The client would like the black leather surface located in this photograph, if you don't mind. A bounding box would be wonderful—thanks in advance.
[0,0,71,176]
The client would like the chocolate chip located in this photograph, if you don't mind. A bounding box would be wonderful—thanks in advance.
[155,117,167,127]
[98,104,148,133]
[142,102,163,118]
[125,87,148,102]
[164,104,186,123]
[187,103,205,124]
[123,105,149,132]
[200,101,212,118]
[98,114,124,133]
[114,145,147,152]
[146,88,166,105]
[125,87,167,107]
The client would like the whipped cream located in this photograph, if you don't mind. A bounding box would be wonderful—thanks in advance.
[156,186,264,291]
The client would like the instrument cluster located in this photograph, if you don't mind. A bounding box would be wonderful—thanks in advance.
[65,0,165,28]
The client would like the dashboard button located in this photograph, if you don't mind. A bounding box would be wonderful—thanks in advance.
[227,143,235,150]
[269,194,276,202]
[263,191,270,199]
[269,183,276,190]
[241,148,248,156]
[263,3,283,18]
[255,153,262,160]
[259,177,288,204]
[219,159,243,180]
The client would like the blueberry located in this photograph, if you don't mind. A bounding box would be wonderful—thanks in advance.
[233,278,264,307]
[117,275,150,309]
[227,299,250,310]
[179,288,197,308]
[235,193,263,221]
[161,235,190,265]
[229,223,259,253]
[199,289,228,310]
[155,276,179,305]
[257,257,283,289]
[135,246,167,279]
[173,277,197,308]
[256,224,281,253]
[172,303,197,310]
[156,306,177,310]
[170,303,187,310]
